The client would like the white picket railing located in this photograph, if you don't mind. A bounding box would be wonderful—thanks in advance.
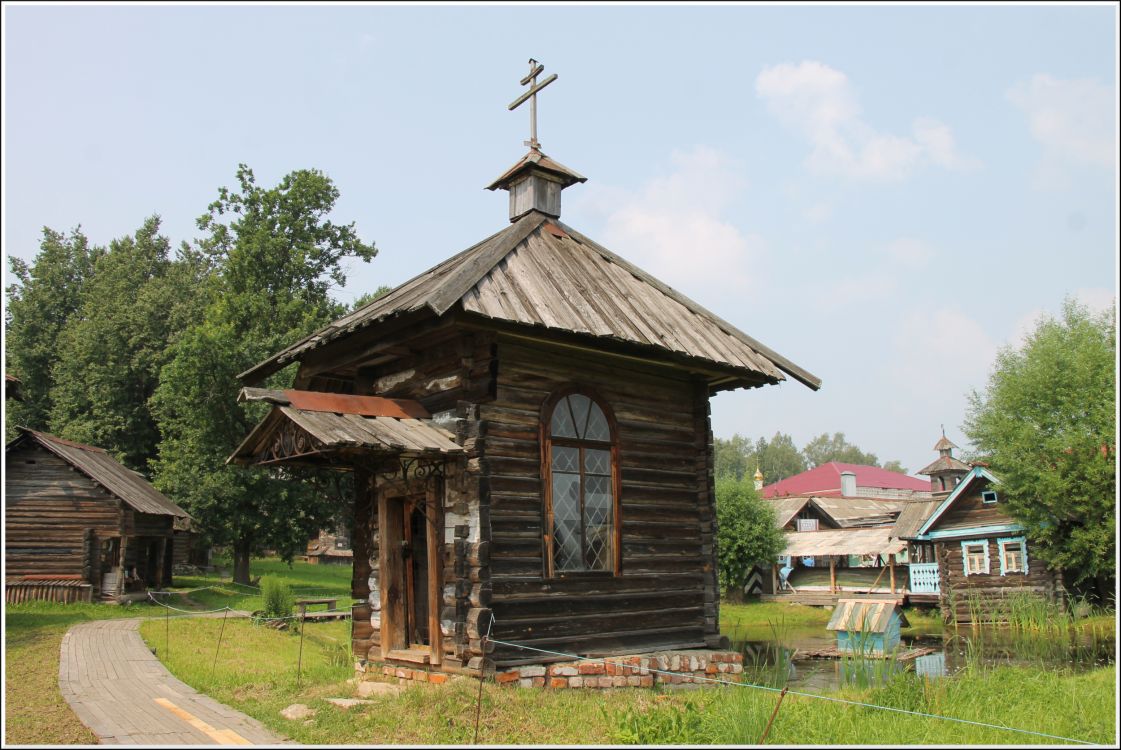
[909,562,941,594]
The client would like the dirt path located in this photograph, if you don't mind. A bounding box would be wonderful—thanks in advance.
[59,617,291,745]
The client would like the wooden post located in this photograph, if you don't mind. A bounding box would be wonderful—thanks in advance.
[426,478,443,666]
[889,556,896,594]
[771,564,778,594]
[154,538,167,589]
[378,496,405,659]
[117,536,129,600]
[829,558,836,593]
[352,468,373,600]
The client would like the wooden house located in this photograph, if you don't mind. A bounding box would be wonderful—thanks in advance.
[904,465,1062,623]
[306,524,354,565]
[826,598,909,654]
[226,66,820,684]
[5,428,192,603]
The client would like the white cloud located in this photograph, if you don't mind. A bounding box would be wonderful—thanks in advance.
[575,146,760,296]
[1010,288,1117,346]
[756,61,977,181]
[1007,74,1117,178]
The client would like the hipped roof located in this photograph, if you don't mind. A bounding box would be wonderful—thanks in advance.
[239,212,820,391]
[762,462,929,498]
[917,454,971,476]
[8,428,190,519]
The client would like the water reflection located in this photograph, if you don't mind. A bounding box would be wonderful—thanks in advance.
[733,625,1114,692]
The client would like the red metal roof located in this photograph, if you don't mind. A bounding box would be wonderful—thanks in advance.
[282,390,430,419]
[761,462,930,498]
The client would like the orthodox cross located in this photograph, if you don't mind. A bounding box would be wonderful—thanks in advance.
[507,58,557,151]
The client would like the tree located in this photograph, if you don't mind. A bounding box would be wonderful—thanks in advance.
[715,476,785,598]
[963,298,1116,600]
[881,460,909,475]
[714,434,753,480]
[350,285,392,310]
[5,227,102,438]
[48,217,207,471]
[802,431,879,467]
[152,164,377,583]
[754,432,807,484]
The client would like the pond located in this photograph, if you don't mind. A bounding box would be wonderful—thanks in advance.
[732,622,1115,692]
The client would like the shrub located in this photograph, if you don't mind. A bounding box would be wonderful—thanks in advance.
[260,576,294,621]
[715,477,785,597]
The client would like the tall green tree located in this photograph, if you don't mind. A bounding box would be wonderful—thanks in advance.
[964,298,1116,599]
[754,432,807,484]
[48,217,207,471]
[5,227,102,438]
[715,476,784,598]
[714,434,754,480]
[151,165,377,583]
[881,459,909,475]
[802,431,880,467]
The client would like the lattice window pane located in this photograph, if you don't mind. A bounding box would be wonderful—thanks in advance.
[552,471,582,571]
[584,475,612,570]
[551,398,577,438]
[568,394,592,439]
[552,445,579,473]
[584,448,611,476]
[585,403,610,442]
[554,519,581,571]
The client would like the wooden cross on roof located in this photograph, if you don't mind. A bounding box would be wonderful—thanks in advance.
[507,58,557,151]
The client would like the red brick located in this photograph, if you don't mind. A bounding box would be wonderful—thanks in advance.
[706,664,719,674]
[612,676,627,688]
[382,666,395,677]
[549,677,567,689]
[639,675,654,687]
[605,662,617,676]
[626,676,641,687]
[579,663,605,675]
[531,677,545,688]
[414,671,429,682]
[597,676,614,688]
[428,673,449,685]
[495,671,521,684]
[396,668,410,679]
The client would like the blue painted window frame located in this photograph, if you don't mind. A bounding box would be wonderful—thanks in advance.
[997,536,1029,575]
[981,489,998,505]
[960,539,990,575]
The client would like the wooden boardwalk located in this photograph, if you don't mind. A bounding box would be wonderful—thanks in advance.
[59,617,290,745]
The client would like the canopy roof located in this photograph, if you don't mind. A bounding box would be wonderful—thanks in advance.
[782,527,905,558]
[8,428,190,519]
[239,212,820,392]
[228,389,463,467]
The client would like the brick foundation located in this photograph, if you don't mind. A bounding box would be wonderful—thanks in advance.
[363,649,743,690]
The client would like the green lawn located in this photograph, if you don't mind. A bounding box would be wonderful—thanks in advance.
[5,560,1116,746]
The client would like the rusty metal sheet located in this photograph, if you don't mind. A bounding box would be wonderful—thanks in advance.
[283,390,430,419]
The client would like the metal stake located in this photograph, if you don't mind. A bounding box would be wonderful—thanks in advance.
[759,686,788,744]
[212,607,229,672]
[472,614,495,745]
[296,607,306,689]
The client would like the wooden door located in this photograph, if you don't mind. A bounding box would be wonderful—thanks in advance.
[377,491,442,664]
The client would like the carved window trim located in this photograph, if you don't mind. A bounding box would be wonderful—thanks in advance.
[540,386,621,578]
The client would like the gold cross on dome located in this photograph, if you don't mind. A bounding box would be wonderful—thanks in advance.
[507,58,557,151]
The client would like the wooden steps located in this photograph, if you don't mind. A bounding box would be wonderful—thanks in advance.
[387,648,431,664]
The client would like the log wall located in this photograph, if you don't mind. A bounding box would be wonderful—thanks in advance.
[5,443,122,580]
[935,537,1061,623]
[482,338,717,666]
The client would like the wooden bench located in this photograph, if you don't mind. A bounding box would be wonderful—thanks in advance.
[295,597,343,621]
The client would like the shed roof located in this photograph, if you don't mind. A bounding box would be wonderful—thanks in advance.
[8,428,190,519]
[762,462,929,498]
[892,500,940,540]
[826,599,909,633]
[238,212,820,391]
[782,527,906,557]
[228,389,463,465]
[809,496,904,527]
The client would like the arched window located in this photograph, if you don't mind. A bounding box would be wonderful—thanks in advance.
[543,389,618,575]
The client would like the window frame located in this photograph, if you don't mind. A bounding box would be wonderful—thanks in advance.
[540,386,621,578]
[997,536,1028,575]
[960,539,990,576]
[981,489,998,505]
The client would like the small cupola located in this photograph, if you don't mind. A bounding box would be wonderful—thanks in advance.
[487,59,587,222]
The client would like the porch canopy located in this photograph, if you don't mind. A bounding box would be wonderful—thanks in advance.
[782,527,905,558]
[227,388,463,469]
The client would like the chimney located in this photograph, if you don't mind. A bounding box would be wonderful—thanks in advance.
[840,471,856,497]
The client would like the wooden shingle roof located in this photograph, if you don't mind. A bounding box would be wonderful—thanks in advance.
[892,499,940,540]
[827,599,908,633]
[239,212,820,391]
[9,428,190,518]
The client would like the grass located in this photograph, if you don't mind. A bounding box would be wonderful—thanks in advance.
[4,600,155,745]
[721,600,832,641]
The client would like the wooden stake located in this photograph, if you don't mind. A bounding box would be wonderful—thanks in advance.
[212,608,228,672]
[829,558,836,593]
[889,557,896,594]
[759,686,788,744]
[296,608,306,689]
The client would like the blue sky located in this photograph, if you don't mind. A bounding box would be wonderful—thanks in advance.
[3,3,1117,474]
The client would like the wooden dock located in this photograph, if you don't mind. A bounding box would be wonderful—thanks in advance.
[793,645,937,662]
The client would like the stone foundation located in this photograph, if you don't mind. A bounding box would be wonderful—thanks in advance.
[364,649,743,690]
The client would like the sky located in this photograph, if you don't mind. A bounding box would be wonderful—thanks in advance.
[3,2,1118,476]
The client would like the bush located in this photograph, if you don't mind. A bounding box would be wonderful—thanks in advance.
[260,576,294,621]
[715,477,785,597]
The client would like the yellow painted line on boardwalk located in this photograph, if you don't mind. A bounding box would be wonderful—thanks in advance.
[153,697,252,745]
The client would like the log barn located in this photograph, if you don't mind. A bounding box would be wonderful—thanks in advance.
[5,428,192,604]
[905,465,1062,623]
[228,64,820,685]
